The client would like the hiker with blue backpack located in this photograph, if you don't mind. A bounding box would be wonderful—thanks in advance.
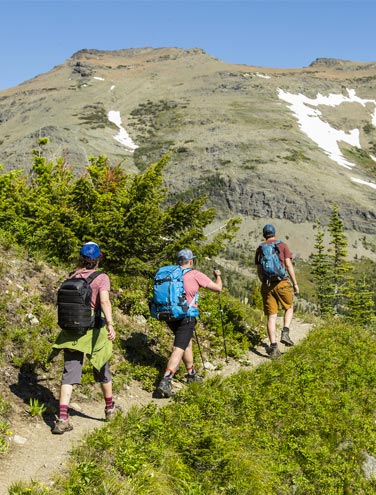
[151,248,222,398]
[51,242,117,434]
[255,224,299,359]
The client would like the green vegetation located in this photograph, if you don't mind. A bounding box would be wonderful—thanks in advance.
[11,321,376,494]
[284,150,310,162]
[363,123,375,134]
[0,146,375,493]
[0,394,10,455]
[0,144,240,274]
[341,146,376,180]
[0,146,260,396]
[130,99,186,169]
[28,398,47,417]
[310,206,376,325]
[77,103,118,130]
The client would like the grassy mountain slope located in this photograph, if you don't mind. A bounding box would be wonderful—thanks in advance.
[9,321,376,495]
[0,48,375,255]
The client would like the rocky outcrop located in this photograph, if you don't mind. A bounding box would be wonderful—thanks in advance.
[216,179,376,234]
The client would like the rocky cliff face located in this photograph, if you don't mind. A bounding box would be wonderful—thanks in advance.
[0,48,375,251]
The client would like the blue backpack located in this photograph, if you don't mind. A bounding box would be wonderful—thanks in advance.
[258,241,287,285]
[150,265,199,321]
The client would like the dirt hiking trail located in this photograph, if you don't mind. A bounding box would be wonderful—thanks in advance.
[0,318,313,494]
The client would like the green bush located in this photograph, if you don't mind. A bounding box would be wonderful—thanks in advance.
[0,153,240,276]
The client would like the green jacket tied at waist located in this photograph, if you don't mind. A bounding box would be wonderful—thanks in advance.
[53,326,112,371]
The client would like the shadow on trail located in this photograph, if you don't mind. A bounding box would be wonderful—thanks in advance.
[9,363,58,428]
[120,331,165,371]
[120,331,168,396]
[9,364,105,428]
[250,342,271,359]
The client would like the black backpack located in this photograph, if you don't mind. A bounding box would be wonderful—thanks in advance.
[57,271,102,334]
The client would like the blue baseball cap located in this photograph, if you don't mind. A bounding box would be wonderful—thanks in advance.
[177,248,196,262]
[80,242,101,259]
[262,224,276,238]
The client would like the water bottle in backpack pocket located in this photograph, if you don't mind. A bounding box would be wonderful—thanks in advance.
[149,265,199,321]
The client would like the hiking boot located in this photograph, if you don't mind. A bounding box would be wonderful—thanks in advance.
[269,345,281,360]
[52,417,73,435]
[186,373,203,383]
[105,402,117,421]
[157,377,174,398]
[280,330,294,347]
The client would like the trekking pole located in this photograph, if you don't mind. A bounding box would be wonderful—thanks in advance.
[193,327,205,369]
[217,292,229,363]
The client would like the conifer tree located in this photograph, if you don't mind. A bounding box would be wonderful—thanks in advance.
[250,279,263,310]
[346,275,376,327]
[310,221,335,316]
[327,204,353,314]
[310,206,362,319]
[0,151,240,274]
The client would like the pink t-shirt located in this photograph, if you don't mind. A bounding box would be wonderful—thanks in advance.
[71,269,110,309]
[183,269,212,307]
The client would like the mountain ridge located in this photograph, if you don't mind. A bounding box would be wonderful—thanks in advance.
[0,47,375,258]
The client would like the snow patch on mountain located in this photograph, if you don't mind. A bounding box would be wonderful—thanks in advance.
[107,110,138,152]
[255,72,271,79]
[352,178,376,189]
[278,88,376,190]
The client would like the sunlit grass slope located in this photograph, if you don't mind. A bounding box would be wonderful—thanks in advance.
[12,321,376,495]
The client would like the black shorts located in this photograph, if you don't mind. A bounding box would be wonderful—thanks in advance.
[61,348,112,385]
[167,317,196,351]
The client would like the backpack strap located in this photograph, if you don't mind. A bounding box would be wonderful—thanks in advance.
[182,267,198,307]
[85,271,106,324]
[73,271,104,319]
[67,270,103,283]
[85,271,103,284]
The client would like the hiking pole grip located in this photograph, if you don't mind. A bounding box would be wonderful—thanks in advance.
[213,266,221,278]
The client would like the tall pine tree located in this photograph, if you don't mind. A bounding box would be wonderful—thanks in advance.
[310,204,375,325]
[310,221,335,317]
[327,204,353,315]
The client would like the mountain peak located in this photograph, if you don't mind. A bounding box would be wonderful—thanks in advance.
[309,58,359,68]
[70,47,208,62]
[309,57,376,70]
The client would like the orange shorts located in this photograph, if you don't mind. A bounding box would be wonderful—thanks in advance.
[261,279,293,316]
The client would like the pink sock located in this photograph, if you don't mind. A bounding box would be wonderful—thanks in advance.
[59,404,69,420]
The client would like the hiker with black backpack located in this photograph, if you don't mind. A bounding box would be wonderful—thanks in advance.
[51,242,116,434]
[152,248,222,398]
[255,224,299,359]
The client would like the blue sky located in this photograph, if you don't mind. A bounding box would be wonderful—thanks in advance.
[1,0,375,90]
